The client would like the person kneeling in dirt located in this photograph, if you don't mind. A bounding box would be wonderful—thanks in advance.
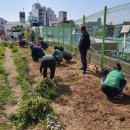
[30,45,45,62]
[101,63,127,98]
[52,46,63,64]
[59,47,72,62]
[40,55,57,79]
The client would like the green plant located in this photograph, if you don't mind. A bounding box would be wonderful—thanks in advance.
[35,78,59,100]
[12,47,19,53]
[9,97,51,129]
[0,45,11,110]
[13,53,31,100]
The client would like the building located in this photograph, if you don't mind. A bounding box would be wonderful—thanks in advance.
[28,3,70,27]
[28,3,47,26]
[85,18,102,30]
[19,12,25,24]
[58,11,67,23]
[46,8,57,26]
[0,18,7,31]
[49,20,59,26]
[28,3,57,26]
[0,18,7,39]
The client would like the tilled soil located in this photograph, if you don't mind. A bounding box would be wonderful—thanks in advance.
[25,48,130,130]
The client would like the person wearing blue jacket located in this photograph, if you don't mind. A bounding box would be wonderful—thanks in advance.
[30,45,45,61]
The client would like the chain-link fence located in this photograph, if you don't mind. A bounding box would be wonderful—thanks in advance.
[32,3,130,73]
[75,3,130,72]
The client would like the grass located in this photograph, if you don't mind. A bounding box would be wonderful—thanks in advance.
[0,44,13,129]
[0,44,11,110]
[12,48,31,100]
[11,47,61,129]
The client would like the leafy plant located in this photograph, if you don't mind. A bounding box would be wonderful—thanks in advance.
[35,78,59,100]
[12,47,18,53]
[9,97,51,129]
[0,45,11,110]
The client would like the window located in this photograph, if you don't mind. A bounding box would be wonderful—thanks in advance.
[20,13,25,18]
[63,17,66,21]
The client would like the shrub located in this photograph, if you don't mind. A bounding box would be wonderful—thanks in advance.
[35,78,59,100]
[9,97,51,129]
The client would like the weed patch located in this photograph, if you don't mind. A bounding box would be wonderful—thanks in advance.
[9,97,51,129]
[35,78,59,100]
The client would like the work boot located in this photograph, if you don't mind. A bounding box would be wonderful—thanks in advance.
[83,71,86,74]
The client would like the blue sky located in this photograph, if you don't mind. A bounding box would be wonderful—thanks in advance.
[0,0,130,22]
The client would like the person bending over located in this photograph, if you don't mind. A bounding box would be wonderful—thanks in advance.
[59,47,72,62]
[38,37,49,50]
[30,45,45,62]
[40,55,57,79]
[52,46,63,64]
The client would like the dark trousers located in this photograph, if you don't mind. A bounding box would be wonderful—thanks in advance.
[64,55,72,61]
[19,40,28,48]
[101,76,127,97]
[42,60,56,79]
[80,50,87,71]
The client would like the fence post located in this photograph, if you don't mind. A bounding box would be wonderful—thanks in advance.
[70,23,73,52]
[62,23,65,47]
[58,25,60,46]
[53,26,54,46]
[45,27,48,42]
[83,15,85,25]
[100,6,107,70]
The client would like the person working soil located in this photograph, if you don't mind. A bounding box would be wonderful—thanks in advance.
[38,37,49,50]
[78,26,90,74]
[30,45,45,62]
[31,30,35,42]
[101,63,127,98]
[40,55,57,79]
[59,47,72,62]
[52,46,63,64]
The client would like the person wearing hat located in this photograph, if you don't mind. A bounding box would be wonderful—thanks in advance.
[101,62,127,98]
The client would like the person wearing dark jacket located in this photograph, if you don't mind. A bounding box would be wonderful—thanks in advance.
[30,45,45,62]
[40,55,57,79]
[78,26,90,74]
